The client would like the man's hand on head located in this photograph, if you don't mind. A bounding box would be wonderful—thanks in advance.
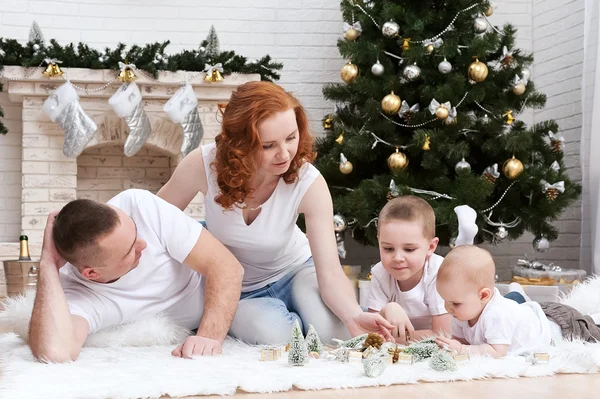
[171,335,222,358]
[41,210,67,271]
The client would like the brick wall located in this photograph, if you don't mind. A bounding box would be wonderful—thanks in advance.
[0,1,585,277]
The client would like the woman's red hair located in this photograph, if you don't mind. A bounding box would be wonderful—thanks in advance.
[212,81,315,210]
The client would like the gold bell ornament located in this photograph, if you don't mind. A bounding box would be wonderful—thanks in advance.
[402,38,411,50]
[503,155,524,180]
[422,135,431,151]
[341,61,359,84]
[323,116,333,130]
[335,132,344,145]
[503,110,515,125]
[118,61,137,83]
[42,58,64,78]
[387,147,409,172]
[204,63,224,82]
[381,91,402,114]
[468,57,489,83]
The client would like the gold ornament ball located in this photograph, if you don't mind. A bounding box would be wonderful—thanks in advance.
[485,5,494,16]
[503,156,524,180]
[345,28,360,41]
[381,91,402,115]
[339,160,353,174]
[468,58,489,83]
[426,44,435,54]
[341,62,359,84]
[512,83,526,96]
[387,150,409,172]
[435,106,449,120]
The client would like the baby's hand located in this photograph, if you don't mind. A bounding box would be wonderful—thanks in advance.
[380,302,415,345]
[435,336,463,353]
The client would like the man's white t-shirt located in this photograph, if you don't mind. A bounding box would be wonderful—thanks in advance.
[59,189,205,334]
[365,254,447,330]
[451,288,552,356]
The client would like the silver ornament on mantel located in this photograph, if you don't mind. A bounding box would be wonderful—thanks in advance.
[403,63,421,81]
[455,158,471,174]
[474,17,488,34]
[381,20,400,38]
[438,58,452,74]
[371,60,385,76]
[533,236,550,253]
[333,214,347,232]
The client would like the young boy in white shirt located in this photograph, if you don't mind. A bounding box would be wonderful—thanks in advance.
[434,245,562,357]
[366,196,452,344]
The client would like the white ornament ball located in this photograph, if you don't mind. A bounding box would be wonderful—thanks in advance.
[521,68,531,81]
[455,158,471,174]
[438,59,452,74]
[156,54,162,60]
[98,56,105,63]
[33,44,40,51]
[403,63,421,81]
[199,46,206,52]
[474,17,488,34]
[153,59,160,64]
[533,236,550,253]
[371,60,385,76]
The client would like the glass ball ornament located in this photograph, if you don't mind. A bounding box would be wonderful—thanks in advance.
[333,214,347,232]
[522,68,531,81]
[503,156,524,179]
[341,61,359,84]
[345,28,360,41]
[512,82,526,96]
[403,63,421,81]
[33,44,40,51]
[533,236,550,253]
[455,158,472,174]
[371,60,385,76]
[474,17,488,34]
[381,91,402,114]
[468,58,489,83]
[382,20,400,38]
[387,149,409,172]
[438,58,452,74]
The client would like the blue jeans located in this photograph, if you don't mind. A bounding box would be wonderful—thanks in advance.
[505,291,526,304]
[227,258,349,345]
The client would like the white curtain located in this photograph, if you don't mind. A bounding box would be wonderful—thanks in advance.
[582,0,600,273]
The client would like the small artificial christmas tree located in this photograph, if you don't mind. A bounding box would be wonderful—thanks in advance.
[305,324,323,354]
[315,0,581,249]
[403,338,439,362]
[28,21,45,44]
[288,320,309,366]
[205,25,220,58]
[333,333,368,349]
[429,349,458,372]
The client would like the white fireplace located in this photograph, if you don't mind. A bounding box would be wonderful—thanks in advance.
[0,66,260,263]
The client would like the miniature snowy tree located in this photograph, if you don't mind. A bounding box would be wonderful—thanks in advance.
[288,320,309,366]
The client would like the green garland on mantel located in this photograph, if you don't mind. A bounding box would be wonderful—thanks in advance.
[0,24,284,135]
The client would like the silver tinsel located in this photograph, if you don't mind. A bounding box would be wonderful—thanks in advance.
[123,101,152,157]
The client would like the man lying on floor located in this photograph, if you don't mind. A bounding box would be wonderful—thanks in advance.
[28,188,244,363]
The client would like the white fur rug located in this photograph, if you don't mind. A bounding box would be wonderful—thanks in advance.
[1,278,600,399]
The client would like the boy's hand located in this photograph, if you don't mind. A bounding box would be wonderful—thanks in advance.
[435,336,463,353]
[380,302,415,345]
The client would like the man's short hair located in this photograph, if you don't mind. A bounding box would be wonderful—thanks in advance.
[378,195,436,239]
[52,199,120,267]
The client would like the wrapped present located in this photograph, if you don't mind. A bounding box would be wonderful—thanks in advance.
[260,346,282,361]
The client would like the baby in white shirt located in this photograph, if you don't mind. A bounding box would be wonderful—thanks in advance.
[366,196,452,344]
[434,245,558,357]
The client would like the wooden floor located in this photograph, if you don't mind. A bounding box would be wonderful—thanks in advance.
[180,374,599,399]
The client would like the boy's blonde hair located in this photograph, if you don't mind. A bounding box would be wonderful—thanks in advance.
[437,245,496,289]
[378,196,436,239]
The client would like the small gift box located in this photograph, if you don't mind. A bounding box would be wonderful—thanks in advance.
[260,346,282,361]
[528,352,550,365]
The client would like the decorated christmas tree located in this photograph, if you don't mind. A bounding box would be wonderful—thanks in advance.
[288,320,309,366]
[314,0,581,248]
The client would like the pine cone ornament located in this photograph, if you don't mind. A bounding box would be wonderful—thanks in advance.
[363,333,384,350]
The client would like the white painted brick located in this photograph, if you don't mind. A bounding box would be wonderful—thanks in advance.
[22,161,49,174]
[22,202,64,216]
[22,189,49,202]
[97,167,146,178]
[78,179,123,191]
[23,175,76,189]
[50,162,78,175]
[78,155,123,167]
[23,148,69,162]
[77,191,99,201]
[49,189,77,202]
[122,156,170,168]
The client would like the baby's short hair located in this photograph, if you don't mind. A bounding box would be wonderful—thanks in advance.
[378,195,435,239]
[437,245,496,289]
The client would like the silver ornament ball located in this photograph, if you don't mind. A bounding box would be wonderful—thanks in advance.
[495,226,508,241]
[449,235,457,249]
[333,214,347,232]
[438,59,452,74]
[532,236,550,253]
[33,44,40,51]
[521,68,531,81]
[403,63,421,81]
[156,54,162,60]
[474,17,488,34]
[455,158,472,174]
[371,61,385,76]
[382,20,400,38]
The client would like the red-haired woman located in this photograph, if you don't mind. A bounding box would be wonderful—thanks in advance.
[158,81,393,345]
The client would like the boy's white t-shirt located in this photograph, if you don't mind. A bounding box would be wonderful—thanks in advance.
[451,288,552,356]
[365,254,446,330]
[59,189,205,334]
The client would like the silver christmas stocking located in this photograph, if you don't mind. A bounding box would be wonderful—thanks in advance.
[42,81,97,158]
[109,83,151,157]
[164,83,204,156]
